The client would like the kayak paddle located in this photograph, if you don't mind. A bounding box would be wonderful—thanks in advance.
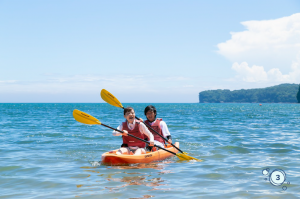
[100,89,200,161]
[72,109,195,161]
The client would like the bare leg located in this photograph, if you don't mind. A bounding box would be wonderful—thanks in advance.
[116,147,130,155]
[134,148,146,155]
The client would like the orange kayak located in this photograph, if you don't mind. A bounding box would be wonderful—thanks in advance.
[101,142,179,165]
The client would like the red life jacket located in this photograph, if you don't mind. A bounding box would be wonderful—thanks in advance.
[144,118,164,144]
[122,120,146,148]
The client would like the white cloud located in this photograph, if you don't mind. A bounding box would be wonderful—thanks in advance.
[0,74,199,100]
[0,72,216,102]
[232,62,267,82]
[218,13,300,76]
[232,61,300,83]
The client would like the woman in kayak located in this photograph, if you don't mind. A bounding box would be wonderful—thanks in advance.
[113,107,154,155]
[142,105,172,149]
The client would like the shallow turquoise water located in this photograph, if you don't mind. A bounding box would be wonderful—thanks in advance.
[1,103,300,198]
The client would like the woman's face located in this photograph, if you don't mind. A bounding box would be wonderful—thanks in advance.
[146,110,156,122]
[124,110,135,123]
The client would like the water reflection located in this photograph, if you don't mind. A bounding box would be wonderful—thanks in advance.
[107,175,165,186]
[76,162,174,194]
[107,162,167,170]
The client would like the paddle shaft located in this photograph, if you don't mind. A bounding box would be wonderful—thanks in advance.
[100,123,177,155]
[134,116,184,153]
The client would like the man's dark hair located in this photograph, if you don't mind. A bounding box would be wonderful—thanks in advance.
[144,105,157,116]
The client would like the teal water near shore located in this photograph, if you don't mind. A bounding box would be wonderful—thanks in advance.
[1,103,300,198]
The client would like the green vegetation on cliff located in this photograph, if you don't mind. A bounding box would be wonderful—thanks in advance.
[199,84,299,103]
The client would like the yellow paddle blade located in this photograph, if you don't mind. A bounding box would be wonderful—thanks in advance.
[176,153,202,161]
[73,109,101,125]
[100,89,124,109]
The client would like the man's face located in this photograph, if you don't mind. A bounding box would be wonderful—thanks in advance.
[146,110,156,122]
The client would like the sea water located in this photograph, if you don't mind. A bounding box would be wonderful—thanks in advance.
[1,103,300,198]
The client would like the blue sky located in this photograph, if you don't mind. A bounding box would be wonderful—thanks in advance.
[1,0,300,102]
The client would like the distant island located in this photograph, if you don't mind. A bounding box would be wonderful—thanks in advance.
[199,83,300,103]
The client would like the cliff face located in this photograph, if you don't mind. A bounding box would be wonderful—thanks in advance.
[199,84,299,103]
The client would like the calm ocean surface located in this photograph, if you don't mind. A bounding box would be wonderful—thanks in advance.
[1,103,300,198]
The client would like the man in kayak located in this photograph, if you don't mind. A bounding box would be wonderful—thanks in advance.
[113,107,154,155]
[142,105,172,149]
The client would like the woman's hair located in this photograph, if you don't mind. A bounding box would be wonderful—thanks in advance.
[124,107,134,115]
[144,105,157,116]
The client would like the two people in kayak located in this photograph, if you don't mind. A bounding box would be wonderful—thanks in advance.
[113,105,172,155]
